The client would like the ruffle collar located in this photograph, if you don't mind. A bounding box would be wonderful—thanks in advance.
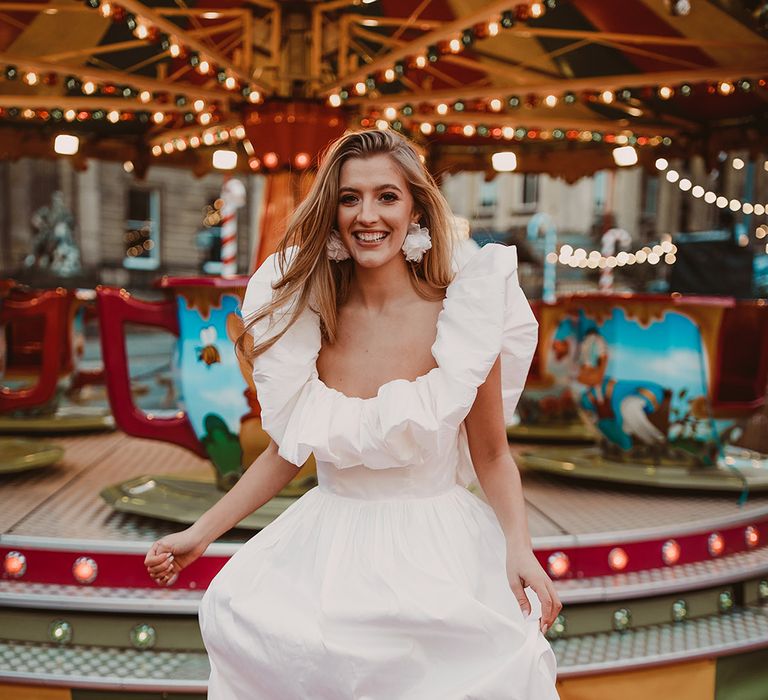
[241,244,538,469]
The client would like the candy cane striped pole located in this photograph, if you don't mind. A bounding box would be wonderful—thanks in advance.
[219,178,247,276]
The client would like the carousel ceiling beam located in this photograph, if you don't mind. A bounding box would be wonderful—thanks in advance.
[346,14,440,30]
[390,0,433,44]
[393,110,681,135]
[0,52,233,103]
[0,3,245,15]
[351,25,550,87]
[115,0,267,90]
[0,95,172,111]
[322,0,519,89]
[348,65,768,106]
[38,21,243,63]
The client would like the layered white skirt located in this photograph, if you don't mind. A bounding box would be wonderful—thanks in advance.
[199,485,559,699]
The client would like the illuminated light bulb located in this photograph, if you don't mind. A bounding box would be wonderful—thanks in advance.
[560,245,574,257]
[544,94,558,108]
[415,55,427,69]
[248,157,260,170]
[294,152,311,169]
[655,157,669,170]
[72,556,98,584]
[436,103,449,115]
[665,253,676,264]
[83,81,96,95]
[463,124,476,137]
[587,258,599,269]
[384,106,397,120]
[169,41,181,58]
[546,252,558,264]
[199,112,212,125]
[189,136,200,148]
[248,91,261,104]
[355,81,366,95]
[502,126,514,139]
[23,71,39,86]
[662,539,681,565]
[708,532,725,557]
[652,244,664,256]
[658,85,673,100]
[547,552,570,578]
[202,132,215,145]
[420,122,433,135]
[598,257,608,268]
[99,2,112,18]
[151,144,162,156]
[626,253,636,264]
[233,126,246,139]
[704,191,717,204]
[661,240,674,253]
[732,157,745,170]
[107,110,120,123]
[489,98,503,112]
[134,23,149,40]
[123,161,134,173]
[647,252,660,264]
[449,38,462,53]
[742,203,754,214]
[530,2,545,18]
[678,178,692,191]
[715,195,728,209]
[328,93,342,107]
[175,139,187,152]
[263,151,279,168]
[616,251,629,266]
[691,185,704,198]
[152,111,164,124]
[224,76,237,90]
[600,90,614,104]
[197,59,211,74]
[139,90,151,104]
[755,203,766,216]
[573,248,587,260]
[717,81,734,96]
[212,149,237,170]
[665,170,679,183]
[491,151,517,172]
[384,68,396,82]
[729,199,741,212]
[3,551,27,578]
[613,146,638,167]
[609,547,629,571]
[375,119,389,130]
[54,134,79,155]
[487,21,500,36]
[162,142,173,154]
[634,249,647,263]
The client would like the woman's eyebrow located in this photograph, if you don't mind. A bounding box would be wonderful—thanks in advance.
[339,184,403,193]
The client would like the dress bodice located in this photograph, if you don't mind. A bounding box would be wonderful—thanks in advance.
[240,243,538,499]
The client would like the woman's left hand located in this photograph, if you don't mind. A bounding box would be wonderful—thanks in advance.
[505,544,562,634]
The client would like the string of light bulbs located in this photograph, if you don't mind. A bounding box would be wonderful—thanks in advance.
[546,240,678,269]
[655,158,767,217]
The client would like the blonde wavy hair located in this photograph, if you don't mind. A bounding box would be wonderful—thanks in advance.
[239,128,455,362]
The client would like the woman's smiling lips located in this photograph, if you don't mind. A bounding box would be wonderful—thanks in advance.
[353,230,389,244]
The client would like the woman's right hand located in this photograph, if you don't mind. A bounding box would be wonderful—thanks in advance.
[144,528,208,586]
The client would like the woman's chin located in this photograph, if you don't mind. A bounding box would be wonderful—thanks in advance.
[350,243,403,268]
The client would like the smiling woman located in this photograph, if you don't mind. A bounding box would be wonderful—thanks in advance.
[145,129,561,700]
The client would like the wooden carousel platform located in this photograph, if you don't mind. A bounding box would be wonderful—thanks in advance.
[0,431,767,696]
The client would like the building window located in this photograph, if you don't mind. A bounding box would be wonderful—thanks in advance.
[593,171,606,213]
[124,188,160,270]
[522,174,539,206]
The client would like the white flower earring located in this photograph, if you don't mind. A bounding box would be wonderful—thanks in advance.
[327,229,351,261]
[401,222,432,263]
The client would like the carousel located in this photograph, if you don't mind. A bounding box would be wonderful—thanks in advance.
[1,1,768,698]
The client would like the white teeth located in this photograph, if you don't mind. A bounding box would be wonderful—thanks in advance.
[355,232,387,242]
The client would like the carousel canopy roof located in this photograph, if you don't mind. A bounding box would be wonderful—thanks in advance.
[0,0,766,180]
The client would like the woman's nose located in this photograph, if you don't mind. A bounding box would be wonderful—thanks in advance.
[356,196,380,225]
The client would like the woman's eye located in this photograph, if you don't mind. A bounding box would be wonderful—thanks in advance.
[380,192,398,202]
[339,195,357,204]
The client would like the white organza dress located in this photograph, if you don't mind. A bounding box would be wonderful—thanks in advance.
[199,244,560,699]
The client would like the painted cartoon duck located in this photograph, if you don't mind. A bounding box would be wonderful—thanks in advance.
[577,328,672,450]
